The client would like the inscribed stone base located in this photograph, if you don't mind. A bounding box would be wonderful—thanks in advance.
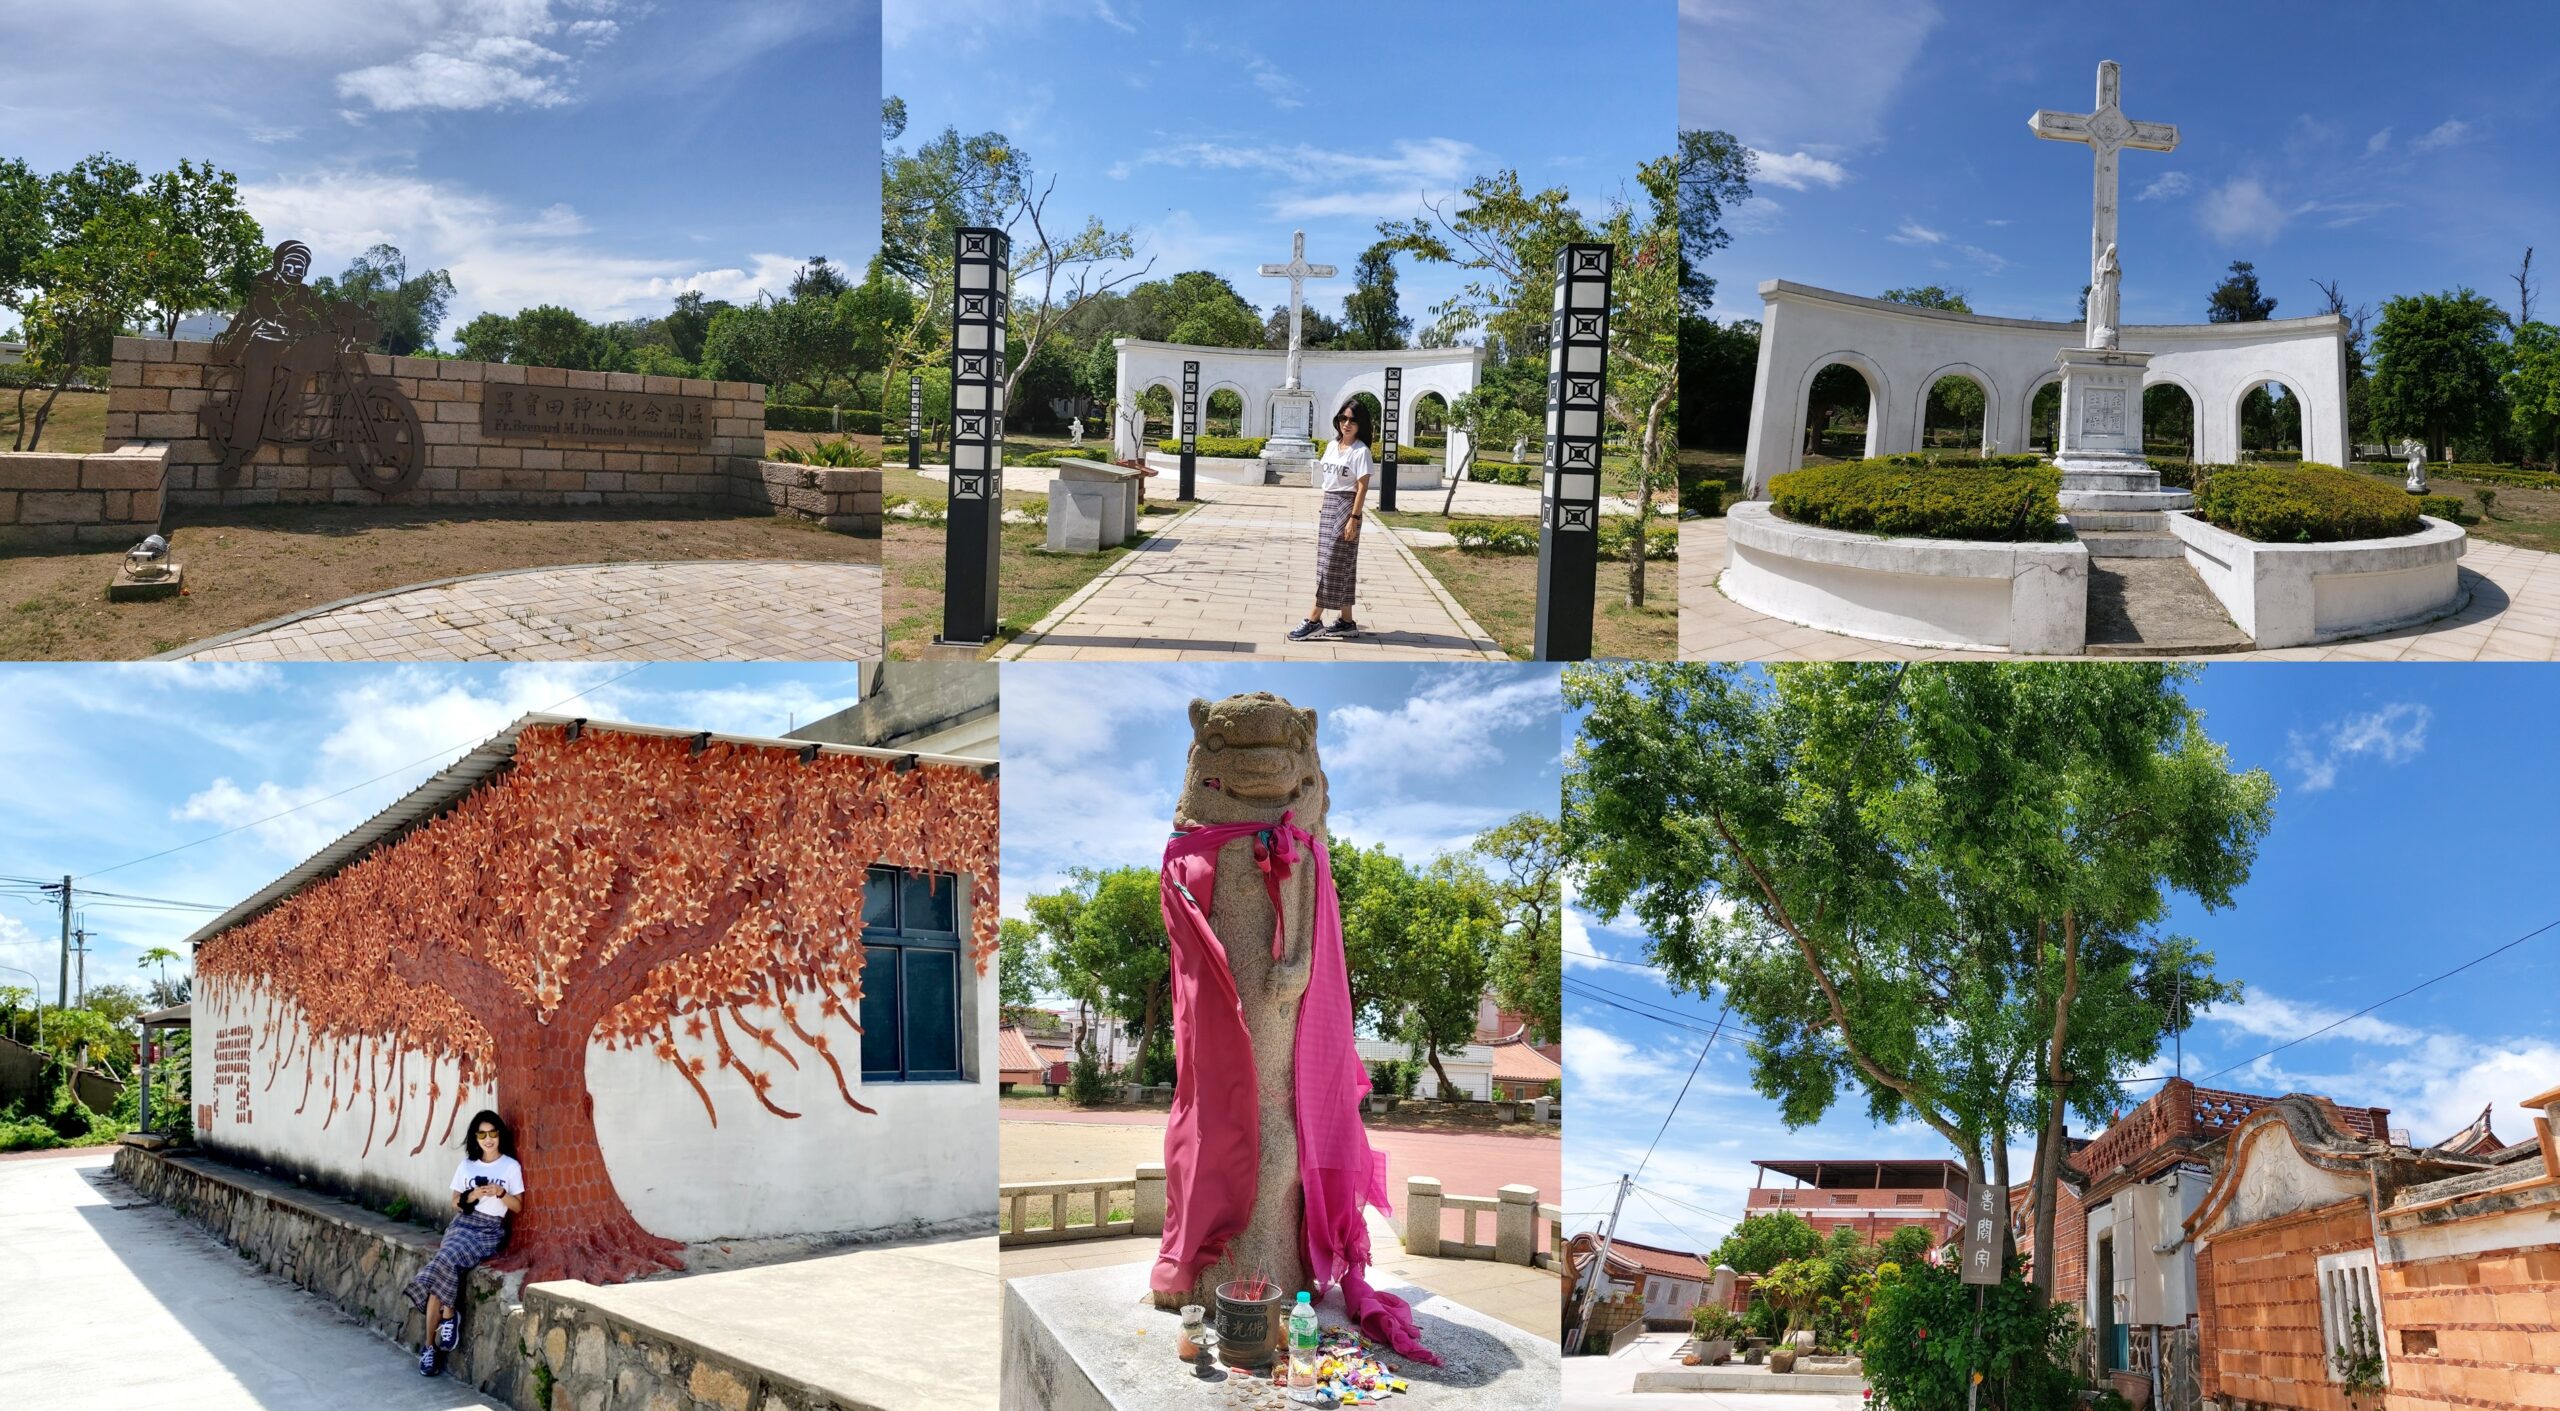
[1002,1260,1558,1411]
[108,564,184,600]
[1263,389,1320,479]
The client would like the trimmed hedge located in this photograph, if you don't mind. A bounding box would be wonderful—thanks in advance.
[1768,458,2066,542]
[2414,493,2470,523]
[1446,517,1677,562]
[1469,461,1537,487]
[2192,463,2424,543]
[1153,436,1432,462]
[2355,460,2560,491]
[767,404,885,434]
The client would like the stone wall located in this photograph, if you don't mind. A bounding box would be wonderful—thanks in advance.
[112,1142,890,1411]
[0,443,168,549]
[2195,1198,2373,1410]
[735,459,882,536]
[2375,1241,2560,1410]
[105,337,771,516]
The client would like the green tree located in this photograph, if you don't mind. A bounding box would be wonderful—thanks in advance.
[1709,1210,1822,1274]
[1025,867,1170,1077]
[1598,150,1685,605]
[1561,663,2265,1298]
[1379,168,1588,359]
[1341,242,1410,350]
[1339,848,1504,1097]
[313,244,456,355]
[2207,260,2277,323]
[16,197,171,449]
[453,310,515,363]
[1880,286,1972,313]
[505,304,625,371]
[1681,315,1758,452]
[997,918,1046,1010]
[1862,1260,2083,1411]
[1677,128,1755,315]
[665,290,729,365]
[2369,288,2514,462]
[140,158,265,337]
[1472,812,1563,1041]
[2506,321,2560,466]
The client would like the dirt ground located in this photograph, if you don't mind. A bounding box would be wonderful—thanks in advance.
[880,518,1163,658]
[1414,547,1679,660]
[0,507,878,660]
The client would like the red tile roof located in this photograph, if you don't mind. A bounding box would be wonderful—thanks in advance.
[1569,1232,1712,1282]
[1490,1039,1562,1084]
[998,1026,1043,1075]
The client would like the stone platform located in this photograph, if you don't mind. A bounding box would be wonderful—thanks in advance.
[1002,1260,1556,1411]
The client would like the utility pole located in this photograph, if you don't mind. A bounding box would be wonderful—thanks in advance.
[1565,1173,1634,1354]
[53,875,70,1018]
[72,921,90,1006]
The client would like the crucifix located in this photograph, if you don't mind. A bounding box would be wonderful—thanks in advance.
[2031,61,2177,349]
[1258,230,1336,391]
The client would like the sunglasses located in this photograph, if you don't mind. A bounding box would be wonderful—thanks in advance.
[473,1128,499,1138]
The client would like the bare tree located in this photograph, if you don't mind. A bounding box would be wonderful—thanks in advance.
[1001,177,1152,405]
[2310,277,2373,370]
[2516,247,2539,331]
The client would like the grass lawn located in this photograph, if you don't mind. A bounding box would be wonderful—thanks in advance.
[881,518,1161,659]
[2345,461,2560,553]
[1414,546,1676,660]
[1,388,108,452]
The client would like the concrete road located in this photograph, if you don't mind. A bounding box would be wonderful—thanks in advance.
[0,1149,502,1411]
[1562,1332,1863,1411]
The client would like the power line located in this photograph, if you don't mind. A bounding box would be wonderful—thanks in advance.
[76,664,651,882]
[1634,999,1733,1185]
[1631,1187,1730,1258]
[1564,977,1727,1037]
[1631,1182,1744,1228]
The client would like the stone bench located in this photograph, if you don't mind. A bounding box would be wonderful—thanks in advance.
[1045,458,1142,552]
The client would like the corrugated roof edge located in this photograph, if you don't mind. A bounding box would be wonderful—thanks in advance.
[182,712,995,950]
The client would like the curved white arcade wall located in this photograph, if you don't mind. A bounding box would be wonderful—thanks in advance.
[1110,338,1482,465]
[1740,282,2351,496]
[1721,501,2090,655]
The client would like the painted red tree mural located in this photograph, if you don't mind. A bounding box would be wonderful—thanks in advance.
[195,724,1000,1285]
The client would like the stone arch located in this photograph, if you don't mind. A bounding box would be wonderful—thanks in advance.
[2019,370,2063,454]
[2231,372,2308,459]
[2142,372,2202,462]
[1136,377,1179,443]
[1408,389,1453,451]
[1203,383,1246,437]
[1914,361,1999,456]
[1795,351,1891,470]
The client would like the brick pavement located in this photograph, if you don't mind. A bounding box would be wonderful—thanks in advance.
[164,560,883,662]
[1678,516,2560,661]
[996,484,1505,661]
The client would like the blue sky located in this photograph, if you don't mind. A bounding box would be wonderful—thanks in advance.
[5,1,879,335]
[1680,0,2560,326]
[883,0,1674,338]
[1564,664,2560,1254]
[0,664,871,1008]
[999,664,1563,1005]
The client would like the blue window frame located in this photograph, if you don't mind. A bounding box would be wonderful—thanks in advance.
[859,866,965,1082]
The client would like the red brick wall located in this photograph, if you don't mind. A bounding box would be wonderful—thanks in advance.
[2376,1240,2560,1410]
[2196,1199,2373,1411]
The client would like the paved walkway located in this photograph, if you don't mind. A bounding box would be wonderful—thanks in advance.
[1564,1332,1863,1411]
[996,485,1504,661]
[1,1150,503,1410]
[164,560,884,662]
[1679,516,2560,661]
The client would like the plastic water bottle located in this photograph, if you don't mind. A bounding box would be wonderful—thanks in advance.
[1286,1291,1321,1399]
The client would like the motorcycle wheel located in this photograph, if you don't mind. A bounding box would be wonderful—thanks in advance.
[342,381,425,494]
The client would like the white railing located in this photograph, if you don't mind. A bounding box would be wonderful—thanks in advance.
[997,1162,1165,1247]
[1403,1178,1551,1267]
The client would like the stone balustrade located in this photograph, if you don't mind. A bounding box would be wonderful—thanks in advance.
[996,1162,1166,1247]
[1401,1177,1548,1268]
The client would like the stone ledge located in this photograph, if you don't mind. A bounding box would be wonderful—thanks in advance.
[2168,511,2466,648]
[1721,500,2089,654]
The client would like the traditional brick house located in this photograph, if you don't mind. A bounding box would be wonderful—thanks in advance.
[1748,1157,1970,1248]
[2186,1087,2560,1411]
[1564,1232,1725,1328]
[2019,1079,2392,1400]
[1489,1037,1562,1100]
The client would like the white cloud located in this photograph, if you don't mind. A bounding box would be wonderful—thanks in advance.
[1680,0,1943,148]
[1749,150,1847,192]
[1888,219,1944,246]
[2199,176,2292,244]
[1130,135,1485,226]
[2139,171,2194,202]
[1563,902,1615,971]
[238,169,800,327]
[1729,195,1785,236]
[2365,128,2392,156]
[2285,702,2429,792]
[1566,1019,1671,1097]
[1958,244,2008,274]
[324,2,635,115]
[2207,988,2560,1148]
[2411,119,2470,152]
[1326,671,1557,785]
[1247,60,1302,111]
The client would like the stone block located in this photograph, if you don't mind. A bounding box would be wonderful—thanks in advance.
[1047,482,1110,553]
[0,455,82,490]
[168,340,214,365]
[130,488,163,523]
[107,385,168,413]
[521,448,562,470]
[434,401,477,423]
[527,365,569,387]
[134,412,194,439]
[414,378,461,402]
[1135,1163,1167,1237]
[1406,1176,1444,1258]
[1495,1184,1539,1266]
[139,363,196,388]
[19,490,102,524]
[113,336,162,363]
[167,388,208,414]
[483,362,524,383]
[604,371,644,393]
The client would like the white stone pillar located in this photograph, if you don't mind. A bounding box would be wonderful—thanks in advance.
[1112,341,1135,461]
[1496,1184,1539,1266]
[1135,1162,1166,1237]
[1404,1176,1443,1258]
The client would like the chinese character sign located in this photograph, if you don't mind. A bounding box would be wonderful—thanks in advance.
[482,385,714,446]
[1961,1182,2007,1286]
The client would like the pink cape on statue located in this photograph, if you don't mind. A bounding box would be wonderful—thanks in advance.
[1153,812,1439,1364]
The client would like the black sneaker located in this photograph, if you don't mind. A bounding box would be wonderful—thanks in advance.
[1323,618,1361,638]
[1286,618,1324,641]
[419,1343,443,1377]
[436,1317,459,1351]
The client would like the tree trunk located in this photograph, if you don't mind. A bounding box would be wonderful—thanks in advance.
[482,1015,685,1287]
[1135,978,1164,1081]
[1426,1044,1459,1101]
[1992,1138,2015,1267]
[2029,912,2083,1301]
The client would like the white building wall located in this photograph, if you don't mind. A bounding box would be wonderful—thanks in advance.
[1111,339,1482,466]
[1742,281,2350,495]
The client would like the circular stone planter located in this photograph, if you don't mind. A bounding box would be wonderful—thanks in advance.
[1720,500,2090,654]
[2165,511,2466,648]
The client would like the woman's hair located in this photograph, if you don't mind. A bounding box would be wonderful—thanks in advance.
[462,1109,516,1160]
[1332,398,1373,447]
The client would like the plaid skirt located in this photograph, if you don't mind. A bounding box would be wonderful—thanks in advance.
[404,1210,508,1310]
[1314,490,1361,611]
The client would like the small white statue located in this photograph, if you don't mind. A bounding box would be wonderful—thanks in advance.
[1068,416,1084,447]
[2087,241,2122,351]
[1512,435,1529,463]
[2405,443,2428,494]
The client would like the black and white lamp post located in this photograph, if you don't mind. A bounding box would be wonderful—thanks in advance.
[939,226,1009,649]
[1179,359,1200,502]
[907,373,922,470]
[1379,367,1402,513]
[1533,242,1613,662]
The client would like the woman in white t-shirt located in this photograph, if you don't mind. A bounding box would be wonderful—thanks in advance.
[1288,398,1375,640]
[402,1108,526,1377]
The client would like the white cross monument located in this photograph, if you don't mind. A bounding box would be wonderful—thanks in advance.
[1257,229,1337,479]
[2031,61,2186,495]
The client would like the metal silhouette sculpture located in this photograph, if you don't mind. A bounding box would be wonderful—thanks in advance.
[200,239,424,494]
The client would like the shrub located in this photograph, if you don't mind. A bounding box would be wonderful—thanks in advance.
[1768,458,2065,542]
[1680,472,1725,518]
[1692,1305,1744,1342]
[1599,518,1680,562]
[767,438,878,468]
[1861,1261,2082,1411]
[1155,435,1266,457]
[0,1108,62,1151]
[2193,463,2424,543]
[1469,460,1537,487]
[766,404,884,434]
[2476,488,2497,518]
[1065,1046,1113,1106]
[2413,494,2468,522]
